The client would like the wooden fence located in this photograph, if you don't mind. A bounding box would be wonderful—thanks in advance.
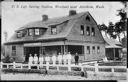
[0,62,126,74]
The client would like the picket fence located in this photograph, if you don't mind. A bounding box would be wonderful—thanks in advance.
[0,62,126,74]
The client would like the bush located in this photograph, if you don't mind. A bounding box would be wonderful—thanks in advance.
[2,55,14,63]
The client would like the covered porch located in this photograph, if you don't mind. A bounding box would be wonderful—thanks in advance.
[23,40,85,63]
[105,45,122,61]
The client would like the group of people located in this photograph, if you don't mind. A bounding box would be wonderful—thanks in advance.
[28,52,79,65]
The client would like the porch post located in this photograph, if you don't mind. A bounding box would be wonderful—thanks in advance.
[64,41,66,55]
[64,45,66,55]
[61,45,63,54]
[114,48,115,61]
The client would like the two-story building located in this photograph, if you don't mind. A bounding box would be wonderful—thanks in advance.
[4,10,106,63]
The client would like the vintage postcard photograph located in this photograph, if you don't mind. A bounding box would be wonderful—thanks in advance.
[1,1,127,81]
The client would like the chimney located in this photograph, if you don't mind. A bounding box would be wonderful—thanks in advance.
[69,10,77,16]
[42,15,48,21]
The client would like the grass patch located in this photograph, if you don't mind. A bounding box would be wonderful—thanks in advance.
[98,68,111,72]
[59,67,68,71]
[71,67,81,71]
[114,68,126,72]
[98,62,126,66]
[83,67,95,71]
[49,66,57,70]
[1,68,83,76]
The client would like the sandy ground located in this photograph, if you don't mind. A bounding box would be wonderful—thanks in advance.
[1,73,87,80]
[1,72,127,81]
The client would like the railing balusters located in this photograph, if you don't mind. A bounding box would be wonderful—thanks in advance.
[1,62,126,74]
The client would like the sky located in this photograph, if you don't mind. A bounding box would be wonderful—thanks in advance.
[1,2,124,44]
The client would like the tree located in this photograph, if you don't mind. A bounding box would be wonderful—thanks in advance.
[116,9,127,38]
[107,22,117,39]
[98,23,108,38]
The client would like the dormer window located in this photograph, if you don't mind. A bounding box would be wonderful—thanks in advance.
[28,29,33,36]
[17,31,22,38]
[86,26,90,36]
[35,29,40,35]
[91,27,95,36]
[86,15,90,21]
[80,25,84,35]
[51,25,57,34]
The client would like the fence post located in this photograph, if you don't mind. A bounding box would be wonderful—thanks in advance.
[81,66,84,71]
[111,67,114,73]
[1,62,3,69]
[95,63,98,73]
[46,61,49,70]
[21,63,23,69]
[68,65,71,71]
[57,65,59,71]
[28,63,31,69]
[13,62,16,69]
[37,64,39,70]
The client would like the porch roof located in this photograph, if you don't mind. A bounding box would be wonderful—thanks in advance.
[104,38,122,49]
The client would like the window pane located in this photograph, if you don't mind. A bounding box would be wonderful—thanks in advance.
[86,26,90,36]
[92,46,95,54]
[12,46,16,56]
[87,46,90,54]
[12,46,16,50]
[92,27,95,36]
[17,31,22,38]
[29,29,33,36]
[35,29,40,35]
[80,25,84,35]
[97,46,100,53]
[51,26,57,34]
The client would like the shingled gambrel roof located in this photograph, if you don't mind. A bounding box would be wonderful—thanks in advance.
[16,12,86,31]
[5,12,87,44]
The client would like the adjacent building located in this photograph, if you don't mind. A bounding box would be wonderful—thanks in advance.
[4,10,106,63]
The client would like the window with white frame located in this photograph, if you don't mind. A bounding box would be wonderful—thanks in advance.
[86,46,90,54]
[91,27,95,36]
[28,29,33,36]
[12,46,16,56]
[97,46,100,54]
[17,31,22,38]
[92,46,95,54]
[51,25,57,34]
[35,29,40,35]
[80,25,84,35]
[86,26,90,36]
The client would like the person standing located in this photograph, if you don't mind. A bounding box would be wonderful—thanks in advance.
[52,54,57,65]
[58,53,62,65]
[67,52,72,65]
[39,54,44,64]
[45,55,50,65]
[63,54,67,65]
[29,54,33,64]
[74,53,79,65]
[34,54,38,64]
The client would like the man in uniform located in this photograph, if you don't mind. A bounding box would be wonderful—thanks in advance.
[34,54,38,64]
[39,54,44,64]
[29,54,33,64]
[52,54,57,65]
[67,52,72,65]
[45,55,50,65]
[57,53,62,65]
